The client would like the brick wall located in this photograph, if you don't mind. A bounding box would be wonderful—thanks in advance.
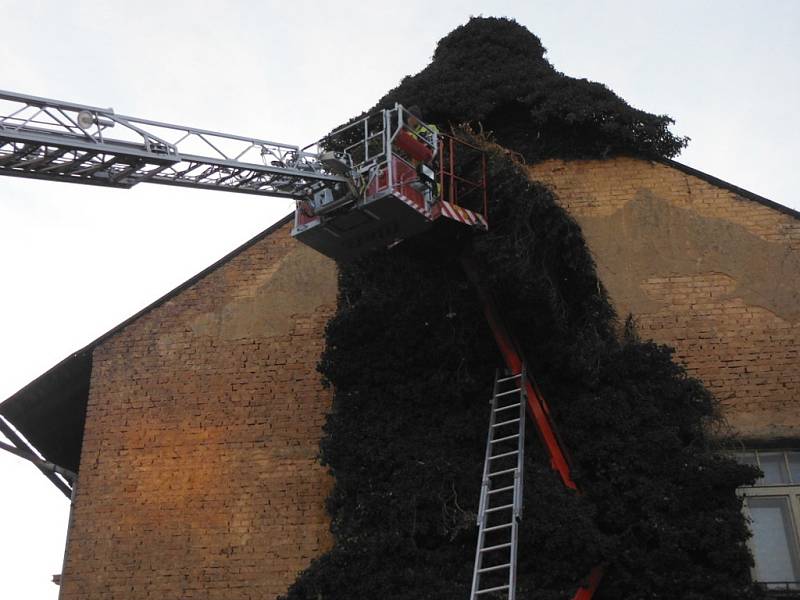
[60,221,338,600]
[57,159,799,598]
[529,158,800,440]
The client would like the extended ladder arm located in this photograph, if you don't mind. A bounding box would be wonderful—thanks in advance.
[0,90,347,198]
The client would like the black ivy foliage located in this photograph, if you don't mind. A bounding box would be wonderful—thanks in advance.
[362,17,689,162]
[281,144,762,600]
[281,17,760,600]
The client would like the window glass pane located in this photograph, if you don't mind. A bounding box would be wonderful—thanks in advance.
[759,452,790,485]
[787,452,800,484]
[749,496,800,584]
[735,451,758,468]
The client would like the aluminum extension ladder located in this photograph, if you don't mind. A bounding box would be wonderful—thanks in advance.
[470,367,527,599]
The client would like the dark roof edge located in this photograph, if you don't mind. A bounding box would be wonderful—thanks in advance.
[657,157,800,221]
[1,212,294,407]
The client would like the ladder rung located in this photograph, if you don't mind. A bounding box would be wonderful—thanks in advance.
[495,388,521,397]
[497,374,521,383]
[481,542,512,553]
[491,434,519,444]
[483,522,513,532]
[488,485,515,495]
[494,403,519,413]
[476,584,511,595]
[478,563,511,574]
[493,418,520,428]
[488,467,517,477]
[489,450,519,460]
[484,503,514,513]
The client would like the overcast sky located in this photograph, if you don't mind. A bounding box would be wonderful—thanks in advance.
[1,2,798,598]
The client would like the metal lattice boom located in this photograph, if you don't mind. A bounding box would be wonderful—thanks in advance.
[0,90,347,198]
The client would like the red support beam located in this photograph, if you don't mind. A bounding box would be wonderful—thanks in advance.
[461,255,575,489]
[573,567,604,600]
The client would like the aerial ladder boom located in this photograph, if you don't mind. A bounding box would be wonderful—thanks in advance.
[0,90,346,198]
[0,90,488,260]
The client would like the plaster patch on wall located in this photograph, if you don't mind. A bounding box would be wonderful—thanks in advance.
[191,244,337,340]
[578,191,800,322]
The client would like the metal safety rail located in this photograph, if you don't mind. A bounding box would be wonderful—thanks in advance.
[0,90,347,198]
[303,103,440,201]
[470,369,527,600]
[439,135,488,224]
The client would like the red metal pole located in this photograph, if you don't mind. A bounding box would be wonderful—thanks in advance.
[481,153,488,224]
[572,567,604,600]
[460,255,575,489]
[449,137,456,205]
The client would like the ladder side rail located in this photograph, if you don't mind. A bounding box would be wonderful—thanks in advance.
[509,374,526,600]
[515,363,527,521]
[477,371,499,525]
[470,371,501,600]
[509,518,518,600]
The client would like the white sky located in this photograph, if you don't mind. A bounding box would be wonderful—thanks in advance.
[1,1,798,598]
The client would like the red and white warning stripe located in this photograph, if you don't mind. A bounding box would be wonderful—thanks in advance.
[441,201,488,229]
[396,192,429,217]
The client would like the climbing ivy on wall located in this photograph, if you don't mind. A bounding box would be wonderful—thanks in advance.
[365,17,688,162]
[281,17,761,600]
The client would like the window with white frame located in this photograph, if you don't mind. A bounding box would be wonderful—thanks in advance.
[734,450,800,592]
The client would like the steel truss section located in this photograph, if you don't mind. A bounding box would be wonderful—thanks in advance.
[0,415,73,498]
[0,90,347,198]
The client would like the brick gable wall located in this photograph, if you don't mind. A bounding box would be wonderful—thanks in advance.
[529,158,800,440]
[58,158,799,598]
[60,222,338,600]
